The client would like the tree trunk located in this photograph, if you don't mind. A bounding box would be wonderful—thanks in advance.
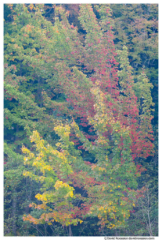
[69,225,72,236]
[12,189,17,236]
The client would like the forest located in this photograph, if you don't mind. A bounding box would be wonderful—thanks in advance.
[4,4,158,236]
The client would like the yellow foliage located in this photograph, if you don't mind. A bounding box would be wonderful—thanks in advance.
[109,223,116,229]
[44,165,53,171]
[54,180,63,190]
[30,131,40,142]
[65,190,74,198]
[54,180,74,198]
[35,193,47,202]
[29,4,34,10]
[23,171,30,177]
[22,145,30,154]
[98,167,106,172]
[55,142,61,147]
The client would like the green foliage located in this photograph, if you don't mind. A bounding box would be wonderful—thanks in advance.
[111,4,158,124]
[22,86,140,230]
[4,3,158,236]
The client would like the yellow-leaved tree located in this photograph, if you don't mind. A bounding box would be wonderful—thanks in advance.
[22,85,142,234]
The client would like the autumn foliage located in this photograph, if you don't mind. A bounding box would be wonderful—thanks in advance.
[4,3,156,235]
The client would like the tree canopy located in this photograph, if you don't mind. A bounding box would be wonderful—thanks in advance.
[4,4,158,236]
